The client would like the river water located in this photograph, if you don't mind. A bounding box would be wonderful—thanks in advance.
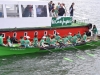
[0,0,100,75]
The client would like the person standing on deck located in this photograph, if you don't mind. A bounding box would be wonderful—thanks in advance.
[68,32,72,43]
[58,4,65,16]
[33,35,38,47]
[20,36,25,47]
[69,2,75,16]
[62,3,67,16]
[48,1,53,12]
[56,2,61,10]
[92,25,98,41]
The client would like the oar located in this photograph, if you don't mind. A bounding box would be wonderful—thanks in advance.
[71,45,95,57]
[42,47,54,53]
[86,52,95,57]
[86,43,98,46]
[70,45,86,60]
[76,55,85,60]
[63,57,73,62]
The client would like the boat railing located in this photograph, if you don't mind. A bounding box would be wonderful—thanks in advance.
[73,12,89,24]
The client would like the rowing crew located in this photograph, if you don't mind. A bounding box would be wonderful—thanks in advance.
[0,31,88,48]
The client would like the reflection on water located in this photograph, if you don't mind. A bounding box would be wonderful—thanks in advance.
[0,47,100,75]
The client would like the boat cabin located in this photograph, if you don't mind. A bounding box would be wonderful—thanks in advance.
[0,0,51,29]
[0,0,90,43]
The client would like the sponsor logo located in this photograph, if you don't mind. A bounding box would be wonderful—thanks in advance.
[51,17,72,26]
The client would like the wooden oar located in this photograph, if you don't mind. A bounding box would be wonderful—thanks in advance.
[71,45,95,57]
[76,55,85,60]
[86,52,95,57]
[40,47,54,53]
[63,57,73,62]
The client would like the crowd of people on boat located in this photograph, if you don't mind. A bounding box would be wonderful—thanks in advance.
[48,1,75,17]
[20,1,75,17]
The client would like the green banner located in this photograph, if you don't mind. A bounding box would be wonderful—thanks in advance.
[51,17,72,27]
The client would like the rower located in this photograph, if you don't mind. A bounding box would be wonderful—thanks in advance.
[7,36,12,47]
[50,36,57,46]
[55,32,61,42]
[81,32,87,42]
[0,34,5,46]
[25,36,31,48]
[62,35,69,45]
[33,35,38,47]
[20,36,25,47]
[76,31,81,40]
[39,36,47,48]
[71,34,78,45]
[68,32,72,42]
[45,34,51,45]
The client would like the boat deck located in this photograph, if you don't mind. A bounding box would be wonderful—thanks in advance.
[0,22,87,31]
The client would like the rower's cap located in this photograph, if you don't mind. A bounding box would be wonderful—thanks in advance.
[42,36,46,39]
[57,32,59,34]
[26,36,30,38]
[69,32,72,34]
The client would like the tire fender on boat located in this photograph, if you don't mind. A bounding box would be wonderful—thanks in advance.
[86,31,91,36]
[87,23,92,29]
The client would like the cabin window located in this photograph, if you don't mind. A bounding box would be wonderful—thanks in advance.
[34,31,38,36]
[21,5,34,17]
[35,5,47,17]
[0,4,4,18]
[24,32,27,37]
[44,31,47,36]
[2,33,5,38]
[13,32,17,37]
[5,4,19,17]
[54,30,56,35]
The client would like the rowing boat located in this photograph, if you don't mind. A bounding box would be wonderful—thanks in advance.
[0,40,100,56]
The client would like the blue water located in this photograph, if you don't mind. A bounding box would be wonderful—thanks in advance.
[0,0,100,75]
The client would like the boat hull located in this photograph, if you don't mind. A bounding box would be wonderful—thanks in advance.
[0,41,100,56]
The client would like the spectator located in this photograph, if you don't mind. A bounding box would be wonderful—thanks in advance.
[22,5,30,17]
[29,5,33,17]
[48,1,53,12]
[36,5,42,17]
[50,9,56,17]
[62,3,67,16]
[92,25,98,41]
[54,7,58,17]
[58,4,65,16]
[42,5,47,17]
[56,2,61,10]
[69,2,75,16]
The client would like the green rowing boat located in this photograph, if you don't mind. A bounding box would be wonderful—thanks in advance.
[0,40,100,56]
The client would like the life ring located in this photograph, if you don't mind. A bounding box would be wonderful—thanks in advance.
[87,23,92,29]
[86,31,91,36]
